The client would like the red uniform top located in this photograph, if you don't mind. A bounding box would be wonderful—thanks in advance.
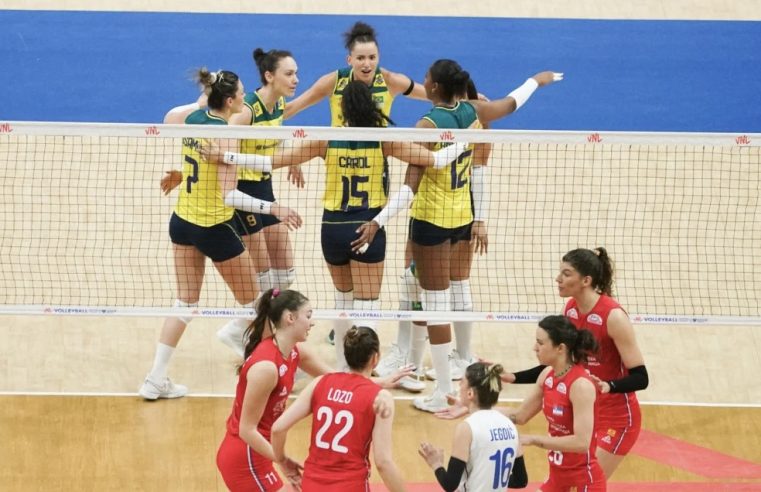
[226,337,300,441]
[564,295,640,428]
[542,364,604,486]
[303,372,382,485]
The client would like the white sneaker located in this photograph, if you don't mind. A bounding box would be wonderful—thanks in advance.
[139,376,188,400]
[374,343,407,378]
[399,371,426,393]
[217,319,247,358]
[413,387,452,413]
[425,350,477,381]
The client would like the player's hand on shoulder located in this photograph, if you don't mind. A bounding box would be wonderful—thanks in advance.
[372,390,395,419]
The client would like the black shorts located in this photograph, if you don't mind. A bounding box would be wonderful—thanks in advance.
[321,208,386,266]
[409,218,472,247]
[169,213,245,263]
[234,178,280,236]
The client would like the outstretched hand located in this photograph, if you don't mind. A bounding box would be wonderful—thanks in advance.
[532,71,564,87]
[160,170,182,195]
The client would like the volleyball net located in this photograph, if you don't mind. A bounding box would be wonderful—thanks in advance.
[1,121,759,325]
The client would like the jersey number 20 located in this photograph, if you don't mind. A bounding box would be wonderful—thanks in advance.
[488,447,515,489]
[315,406,354,454]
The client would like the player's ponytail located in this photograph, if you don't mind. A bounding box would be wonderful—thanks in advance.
[465,362,503,409]
[562,247,616,297]
[595,247,615,297]
[341,80,394,128]
[252,48,294,86]
[344,21,378,51]
[196,67,239,110]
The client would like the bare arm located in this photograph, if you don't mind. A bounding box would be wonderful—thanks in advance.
[238,362,279,460]
[372,390,406,492]
[471,71,560,125]
[271,376,321,462]
[381,68,428,101]
[504,366,551,424]
[284,72,336,120]
[296,342,333,377]
[522,377,597,454]
[271,141,328,169]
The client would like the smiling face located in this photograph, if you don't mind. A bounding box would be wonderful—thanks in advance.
[288,302,314,342]
[347,41,379,85]
[265,56,299,98]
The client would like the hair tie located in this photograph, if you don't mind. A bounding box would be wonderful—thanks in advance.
[272,288,280,298]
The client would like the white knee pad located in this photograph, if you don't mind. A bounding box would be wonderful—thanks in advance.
[399,267,420,304]
[421,288,451,312]
[257,270,273,293]
[174,299,198,325]
[271,268,296,290]
[334,289,353,310]
[450,280,473,311]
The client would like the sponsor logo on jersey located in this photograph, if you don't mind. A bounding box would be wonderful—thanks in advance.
[552,405,564,416]
[336,78,349,92]
[545,376,554,388]
[567,308,579,319]
[291,350,298,360]
[588,313,603,325]
[279,364,288,377]
[279,386,288,396]
[601,434,612,444]
[607,428,617,437]
[557,382,567,395]
[253,103,263,117]
[373,73,384,86]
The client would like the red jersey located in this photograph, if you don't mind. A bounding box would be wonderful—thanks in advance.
[541,364,604,487]
[226,337,300,440]
[302,373,382,490]
[565,295,640,428]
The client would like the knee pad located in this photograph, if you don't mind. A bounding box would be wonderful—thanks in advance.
[174,299,198,325]
[334,289,353,310]
[450,280,473,311]
[271,268,296,290]
[421,288,451,312]
[256,270,273,293]
[399,267,420,304]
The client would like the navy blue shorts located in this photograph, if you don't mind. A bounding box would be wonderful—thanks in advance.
[321,208,386,266]
[234,178,280,236]
[409,218,472,247]
[169,213,246,263]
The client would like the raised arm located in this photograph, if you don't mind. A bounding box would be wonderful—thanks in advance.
[284,71,337,120]
[471,71,562,125]
[381,68,428,101]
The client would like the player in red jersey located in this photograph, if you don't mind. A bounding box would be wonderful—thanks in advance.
[216,288,330,492]
[271,326,406,492]
[510,315,605,492]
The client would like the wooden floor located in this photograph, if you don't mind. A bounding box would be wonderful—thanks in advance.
[2,1,761,491]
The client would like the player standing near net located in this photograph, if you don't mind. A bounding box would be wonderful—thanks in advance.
[270,326,406,492]
[138,69,301,400]
[418,361,528,491]
[386,59,561,412]
[215,48,302,356]
[502,247,648,478]
[508,315,606,491]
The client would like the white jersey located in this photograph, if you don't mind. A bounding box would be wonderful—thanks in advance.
[459,409,520,492]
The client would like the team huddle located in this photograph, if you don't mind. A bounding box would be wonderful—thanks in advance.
[137,20,648,492]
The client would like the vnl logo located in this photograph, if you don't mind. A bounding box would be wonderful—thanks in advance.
[439,131,455,141]
[0,123,13,133]
[144,126,160,136]
[736,135,751,145]
[587,133,603,143]
[292,128,307,139]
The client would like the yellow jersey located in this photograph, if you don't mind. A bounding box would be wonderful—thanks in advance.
[329,67,394,127]
[175,110,234,227]
[323,140,388,212]
[411,101,478,228]
[239,91,285,182]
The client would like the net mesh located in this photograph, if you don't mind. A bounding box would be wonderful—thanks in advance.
[1,122,759,322]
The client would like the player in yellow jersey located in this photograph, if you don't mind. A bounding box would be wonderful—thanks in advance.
[139,68,302,401]
[214,80,465,376]
[285,21,428,126]
[376,59,562,412]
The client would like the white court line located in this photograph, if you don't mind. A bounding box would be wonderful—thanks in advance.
[1,390,760,408]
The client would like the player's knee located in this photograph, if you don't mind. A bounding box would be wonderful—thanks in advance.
[174,299,198,325]
[421,288,451,312]
[450,279,473,311]
[271,268,296,290]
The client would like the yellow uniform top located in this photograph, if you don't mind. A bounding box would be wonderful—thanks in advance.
[175,110,234,227]
[323,140,388,212]
[239,91,285,182]
[329,67,394,127]
[411,101,479,228]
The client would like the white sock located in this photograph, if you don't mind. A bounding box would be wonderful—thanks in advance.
[334,290,353,370]
[430,342,452,394]
[148,343,175,382]
[353,298,380,331]
[409,322,428,371]
[453,322,473,361]
[396,319,412,354]
[451,280,473,360]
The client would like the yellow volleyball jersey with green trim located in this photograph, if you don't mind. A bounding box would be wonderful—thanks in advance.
[411,101,478,228]
[239,91,285,181]
[323,140,388,212]
[175,110,234,227]
[329,67,394,127]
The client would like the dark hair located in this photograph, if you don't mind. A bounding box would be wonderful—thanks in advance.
[195,68,239,110]
[562,247,615,296]
[429,59,470,104]
[341,81,394,128]
[538,315,598,365]
[344,21,378,51]
[239,289,309,370]
[252,48,294,86]
[343,326,380,370]
[465,362,503,409]
[464,79,478,100]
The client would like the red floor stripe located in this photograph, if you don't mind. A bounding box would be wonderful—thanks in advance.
[631,429,761,479]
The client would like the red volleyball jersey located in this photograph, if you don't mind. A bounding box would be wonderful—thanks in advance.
[303,372,382,487]
[541,364,604,487]
[565,295,640,428]
[226,337,300,440]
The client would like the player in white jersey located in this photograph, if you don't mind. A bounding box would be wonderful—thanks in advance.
[419,362,528,491]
